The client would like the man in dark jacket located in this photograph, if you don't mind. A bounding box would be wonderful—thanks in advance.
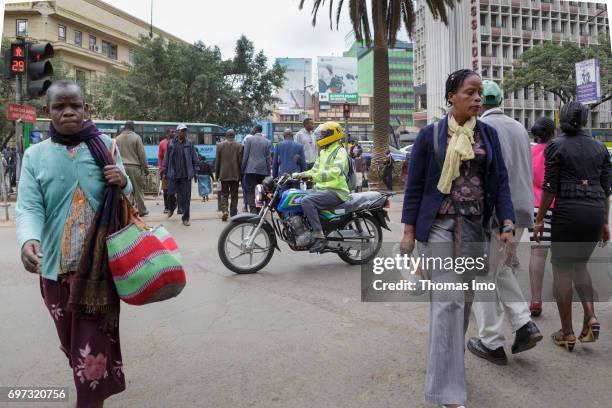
[242,124,271,213]
[273,128,306,178]
[164,123,198,226]
[215,129,243,221]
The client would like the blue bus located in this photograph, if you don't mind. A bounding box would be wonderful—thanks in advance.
[33,119,226,167]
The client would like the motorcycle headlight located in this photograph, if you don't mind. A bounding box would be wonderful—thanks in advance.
[255,184,264,207]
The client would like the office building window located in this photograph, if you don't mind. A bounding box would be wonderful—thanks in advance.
[58,24,66,41]
[74,30,82,46]
[16,19,28,37]
[480,14,487,26]
[89,35,97,51]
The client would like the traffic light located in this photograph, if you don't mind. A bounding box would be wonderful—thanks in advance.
[343,102,351,120]
[26,42,54,98]
[3,42,26,79]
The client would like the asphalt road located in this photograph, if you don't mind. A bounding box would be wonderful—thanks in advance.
[1,196,611,408]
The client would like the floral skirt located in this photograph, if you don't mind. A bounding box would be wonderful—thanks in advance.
[40,274,126,408]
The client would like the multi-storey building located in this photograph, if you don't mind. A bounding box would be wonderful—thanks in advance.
[344,39,416,128]
[3,0,186,84]
[413,0,610,129]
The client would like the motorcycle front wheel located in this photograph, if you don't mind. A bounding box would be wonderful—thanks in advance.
[218,220,275,274]
[337,213,383,265]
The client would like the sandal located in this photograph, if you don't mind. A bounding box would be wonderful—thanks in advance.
[579,316,601,343]
[551,329,576,352]
[529,301,542,317]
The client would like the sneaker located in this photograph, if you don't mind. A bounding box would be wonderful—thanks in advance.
[309,236,327,253]
[182,220,191,226]
[163,209,169,214]
[167,209,174,218]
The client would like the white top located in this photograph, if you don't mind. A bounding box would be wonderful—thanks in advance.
[295,128,317,164]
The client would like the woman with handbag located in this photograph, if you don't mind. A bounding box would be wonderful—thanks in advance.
[17,80,132,408]
[533,101,610,351]
[400,69,515,408]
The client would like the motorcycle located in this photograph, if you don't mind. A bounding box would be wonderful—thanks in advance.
[218,174,393,274]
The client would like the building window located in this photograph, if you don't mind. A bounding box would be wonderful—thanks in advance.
[89,35,97,52]
[16,19,28,37]
[75,69,87,86]
[128,49,135,65]
[512,17,518,29]
[514,91,519,100]
[74,30,82,46]
[493,68,499,78]
[58,24,66,41]
[102,40,118,60]
[480,14,487,26]
[482,68,489,77]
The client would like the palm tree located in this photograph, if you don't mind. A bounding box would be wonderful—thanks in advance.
[299,0,455,189]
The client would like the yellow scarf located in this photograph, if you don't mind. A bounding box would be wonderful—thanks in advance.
[437,115,477,194]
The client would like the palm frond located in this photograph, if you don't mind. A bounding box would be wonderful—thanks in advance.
[335,0,345,29]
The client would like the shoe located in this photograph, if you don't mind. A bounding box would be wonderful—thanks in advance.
[529,302,542,317]
[511,321,543,354]
[182,220,191,226]
[167,209,174,218]
[579,316,600,343]
[222,212,229,222]
[467,338,508,365]
[163,209,169,214]
[139,211,149,217]
[177,209,183,215]
[309,237,327,253]
[551,329,576,352]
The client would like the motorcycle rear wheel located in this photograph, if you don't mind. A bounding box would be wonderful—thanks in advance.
[218,220,275,274]
[337,213,383,265]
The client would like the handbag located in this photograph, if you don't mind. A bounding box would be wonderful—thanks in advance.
[106,141,186,305]
[433,120,490,276]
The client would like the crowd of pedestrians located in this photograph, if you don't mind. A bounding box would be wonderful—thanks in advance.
[401,69,610,408]
[12,76,611,408]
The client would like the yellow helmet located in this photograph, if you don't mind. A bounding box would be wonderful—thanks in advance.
[315,121,345,147]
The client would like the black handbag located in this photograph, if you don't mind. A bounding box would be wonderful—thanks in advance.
[433,120,490,276]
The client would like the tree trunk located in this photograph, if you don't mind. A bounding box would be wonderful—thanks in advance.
[368,0,391,191]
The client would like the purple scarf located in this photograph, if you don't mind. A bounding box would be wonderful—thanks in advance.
[50,120,129,330]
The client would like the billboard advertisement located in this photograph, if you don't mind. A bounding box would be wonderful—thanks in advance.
[275,58,313,109]
[575,59,601,105]
[318,56,358,104]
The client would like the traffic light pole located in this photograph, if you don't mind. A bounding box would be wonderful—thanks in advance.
[15,70,23,185]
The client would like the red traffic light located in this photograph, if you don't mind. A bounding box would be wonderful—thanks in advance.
[10,44,26,74]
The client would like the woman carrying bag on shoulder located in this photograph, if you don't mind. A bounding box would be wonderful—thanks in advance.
[400,69,515,408]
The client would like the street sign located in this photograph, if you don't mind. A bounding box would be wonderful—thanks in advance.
[329,92,358,104]
[8,104,37,123]
[575,59,601,105]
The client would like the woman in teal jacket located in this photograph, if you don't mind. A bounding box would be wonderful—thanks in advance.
[17,80,132,408]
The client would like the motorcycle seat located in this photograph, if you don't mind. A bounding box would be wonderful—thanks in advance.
[334,191,385,213]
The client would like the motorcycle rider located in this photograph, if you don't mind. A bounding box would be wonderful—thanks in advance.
[292,121,350,253]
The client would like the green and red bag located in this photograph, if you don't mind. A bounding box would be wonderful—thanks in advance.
[106,223,186,305]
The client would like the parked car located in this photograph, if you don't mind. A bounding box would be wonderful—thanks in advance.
[359,141,405,169]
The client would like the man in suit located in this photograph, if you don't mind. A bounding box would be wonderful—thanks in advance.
[242,124,271,214]
[273,128,306,178]
[116,120,149,216]
[215,129,243,221]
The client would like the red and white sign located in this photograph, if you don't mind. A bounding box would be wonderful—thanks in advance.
[7,104,37,123]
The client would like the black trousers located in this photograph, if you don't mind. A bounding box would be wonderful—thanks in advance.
[162,189,170,211]
[383,167,393,191]
[220,180,239,216]
[168,178,191,221]
[244,173,266,213]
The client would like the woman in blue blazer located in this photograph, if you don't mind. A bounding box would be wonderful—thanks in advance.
[400,69,515,408]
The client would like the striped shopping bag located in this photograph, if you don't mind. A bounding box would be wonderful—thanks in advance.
[107,224,186,305]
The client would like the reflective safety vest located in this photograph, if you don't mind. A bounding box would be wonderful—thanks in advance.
[305,141,349,201]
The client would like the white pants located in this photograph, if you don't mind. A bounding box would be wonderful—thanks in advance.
[471,228,532,349]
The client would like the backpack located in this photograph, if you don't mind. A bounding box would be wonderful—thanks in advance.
[330,146,357,192]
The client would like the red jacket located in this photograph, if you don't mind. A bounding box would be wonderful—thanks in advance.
[158,138,168,174]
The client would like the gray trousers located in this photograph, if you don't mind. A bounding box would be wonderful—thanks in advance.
[418,216,473,406]
[472,228,532,349]
[125,165,147,215]
[301,191,343,234]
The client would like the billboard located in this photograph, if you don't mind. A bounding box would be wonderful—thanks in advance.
[275,58,313,109]
[575,59,601,105]
[318,56,358,104]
